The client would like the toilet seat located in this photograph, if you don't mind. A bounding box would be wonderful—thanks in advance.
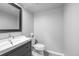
[33,43,45,50]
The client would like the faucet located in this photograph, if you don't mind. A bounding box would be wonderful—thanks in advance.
[9,33,14,39]
[9,33,11,38]
[8,33,13,45]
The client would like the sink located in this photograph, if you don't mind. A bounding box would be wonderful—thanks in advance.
[11,36,31,45]
[0,36,31,51]
[0,39,12,51]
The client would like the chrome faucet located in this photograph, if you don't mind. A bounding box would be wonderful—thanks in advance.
[9,33,14,39]
[9,34,11,38]
[8,33,13,45]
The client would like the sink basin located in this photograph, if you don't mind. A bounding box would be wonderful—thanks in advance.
[11,36,31,46]
[0,39,12,51]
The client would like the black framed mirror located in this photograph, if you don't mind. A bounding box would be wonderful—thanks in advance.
[0,3,22,33]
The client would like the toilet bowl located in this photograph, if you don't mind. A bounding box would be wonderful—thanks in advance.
[33,43,45,56]
[30,33,46,56]
[33,43,45,50]
[32,38,45,55]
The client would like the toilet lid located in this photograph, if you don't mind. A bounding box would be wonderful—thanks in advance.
[33,43,45,50]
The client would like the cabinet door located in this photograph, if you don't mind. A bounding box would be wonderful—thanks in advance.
[8,45,27,56]
[8,41,31,56]
[23,41,32,56]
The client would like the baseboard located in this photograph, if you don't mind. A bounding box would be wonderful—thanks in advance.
[46,50,64,56]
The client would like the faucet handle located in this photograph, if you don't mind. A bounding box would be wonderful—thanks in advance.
[8,33,11,38]
[12,35,14,39]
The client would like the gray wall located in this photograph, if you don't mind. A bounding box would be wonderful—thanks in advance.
[34,7,64,53]
[64,3,79,56]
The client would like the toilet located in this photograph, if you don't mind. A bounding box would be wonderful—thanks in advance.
[33,43,45,56]
[30,33,45,56]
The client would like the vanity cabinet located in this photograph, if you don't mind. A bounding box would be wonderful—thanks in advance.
[1,41,32,56]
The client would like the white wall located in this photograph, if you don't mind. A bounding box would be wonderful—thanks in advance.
[34,3,79,55]
[34,7,64,53]
[64,3,79,56]
[22,8,34,37]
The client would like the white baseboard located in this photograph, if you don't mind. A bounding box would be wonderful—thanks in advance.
[46,50,64,56]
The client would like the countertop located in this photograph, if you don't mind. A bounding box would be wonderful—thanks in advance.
[0,36,32,55]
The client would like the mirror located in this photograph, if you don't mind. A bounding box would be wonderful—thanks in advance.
[0,3,22,33]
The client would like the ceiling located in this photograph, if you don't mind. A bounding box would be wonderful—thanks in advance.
[19,3,64,13]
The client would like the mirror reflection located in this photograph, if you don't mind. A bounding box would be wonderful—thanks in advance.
[0,3,20,30]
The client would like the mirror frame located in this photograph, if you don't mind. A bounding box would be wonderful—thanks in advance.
[0,3,22,33]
